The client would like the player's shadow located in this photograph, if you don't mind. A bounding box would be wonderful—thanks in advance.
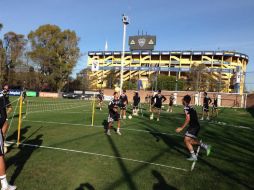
[6,125,31,144]
[152,170,178,190]
[246,108,254,118]
[6,134,43,184]
[75,183,95,190]
[105,135,138,190]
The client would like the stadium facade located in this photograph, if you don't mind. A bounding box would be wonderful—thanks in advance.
[87,35,249,94]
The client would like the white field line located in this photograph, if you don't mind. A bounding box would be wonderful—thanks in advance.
[6,141,187,172]
[23,120,182,137]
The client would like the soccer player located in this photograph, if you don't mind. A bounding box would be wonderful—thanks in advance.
[150,90,166,121]
[132,91,140,116]
[0,92,17,190]
[149,91,156,112]
[200,92,212,120]
[212,94,218,117]
[1,85,12,148]
[107,92,121,136]
[176,95,211,161]
[119,89,128,119]
[97,90,104,111]
[22,87,27,104]
[167,93,174,112]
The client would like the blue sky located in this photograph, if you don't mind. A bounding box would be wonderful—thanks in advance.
[0,0,254,90]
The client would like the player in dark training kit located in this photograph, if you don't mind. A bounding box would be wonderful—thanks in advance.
[119,90,128,119]
[201,92,212,120]
[167,93,174,112]
[97,90,104,111]
[212,94,218,117]
[176,95,211,161]
[132,91,140,116]
[0,92,17,190]
[107,92,121,136]
[150,90,166,121]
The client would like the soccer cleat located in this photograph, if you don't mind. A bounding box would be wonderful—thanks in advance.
[157,118,160,121]
[200,117,204,120]
[206,117,210,120]
[1,185,17,190]
[106,130,111,136]
[117,130,121,135]
[187,155,197,161]
[206,145,212,156]
[150,114,154,120]
[4,142,11,147]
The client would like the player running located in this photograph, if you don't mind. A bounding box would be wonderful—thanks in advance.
[212,94,218,117]
[167,93,174,112]
[107,92,121,136]
[97,90,104,111]
[132,91,140,116]
[119,89,128,119]
[150,90,166,121]
[176,95,211,161]
[0,92,17,190]
[200,92,212,120]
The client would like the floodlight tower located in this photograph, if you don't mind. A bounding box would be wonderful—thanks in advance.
[120,14,129,94]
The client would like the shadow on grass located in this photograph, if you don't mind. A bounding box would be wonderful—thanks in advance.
[75,183,95,190]
[6,125,31,143]
[7,134,43,184]
[104,135,138,190]
[152,170,178,190]
[246,108,254,118]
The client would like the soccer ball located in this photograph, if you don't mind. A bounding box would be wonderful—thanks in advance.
[128,115,132,119]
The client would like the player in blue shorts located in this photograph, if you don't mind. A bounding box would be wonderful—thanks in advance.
[176,95,211,161]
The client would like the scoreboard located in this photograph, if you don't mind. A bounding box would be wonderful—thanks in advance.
[128,35,156,51]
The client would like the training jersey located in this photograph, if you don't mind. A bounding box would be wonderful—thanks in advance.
[154,94,167,107]
[108,98,120,111]
[184,105,200,129]
[119,94,128,105]
[213,98,218,107]
[169,95,174,103]
[203,96,212,106]
[133,94,140,106]
[97,92,104,100]
[0,94,7,128]
[2,90,10,107]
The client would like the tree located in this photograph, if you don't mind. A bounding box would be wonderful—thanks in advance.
[0,23,3,31]
[28,24,80,92]
[3,32,26,82]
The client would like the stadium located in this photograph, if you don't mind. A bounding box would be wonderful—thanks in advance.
[88,35,249,94]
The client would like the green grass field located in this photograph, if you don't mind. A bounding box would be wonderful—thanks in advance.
[4,97,254,190]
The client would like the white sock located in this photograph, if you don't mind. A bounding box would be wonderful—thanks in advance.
[0,175,8,189]
[201,142,208,150]
[190,150,195,157]
[117,128,120,132]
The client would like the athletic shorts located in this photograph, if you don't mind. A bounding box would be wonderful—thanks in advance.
[203,105,209,112]
[212,105,218,110]
[0,130,4,156]
[120,105,127,110]
[108,111,120,122]
[133,105,138,109]
[169,101,173,106]
[185,126,200,139]
[0,113,7,128]
[154,105,162,109]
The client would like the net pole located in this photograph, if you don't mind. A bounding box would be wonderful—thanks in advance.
[17,94,23,146]
[91,93,96,126]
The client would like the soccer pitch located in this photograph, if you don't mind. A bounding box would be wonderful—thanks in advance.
[4,97,254,190]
